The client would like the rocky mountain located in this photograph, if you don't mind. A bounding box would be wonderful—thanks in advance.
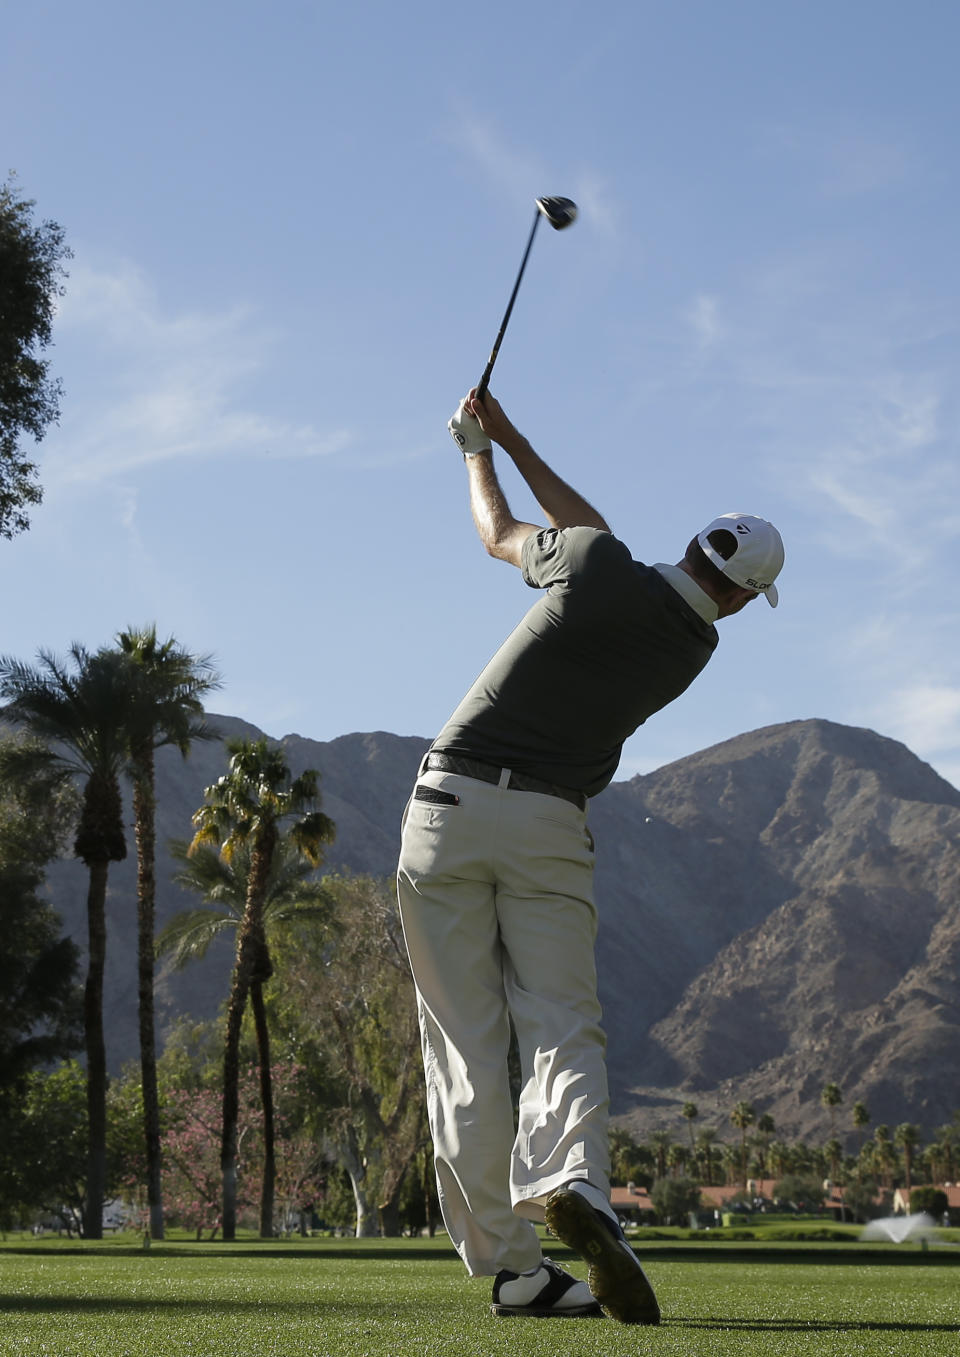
[33,715,960,1146]
[591,720,960,1145]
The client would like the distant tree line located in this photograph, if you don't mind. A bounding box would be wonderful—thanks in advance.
[608,1086,960,1225]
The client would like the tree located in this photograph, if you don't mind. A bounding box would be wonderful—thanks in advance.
[159,1062,323,1239]
[114,625,221,1241]
[0,176,71,538]
[894,1123,921,1193]
[767,1140,792,1180]
[852,1101,871,1177]
[934,1117,960,1182]
[666,1142,689,1177]
[871,1124,897,1189]
[189,737,334,1240]
[824,1136,843,1183]
[0,738,83,1226]
[753,1113,776,1178]
[773,1174,825,1213]
[648,1130,672,1182]
[729,1102,756,1187]
[650,1176,701,1226]
[269,874,428,1237]
[0,736,81,1085]
[923,1140,947,1185]
[841,1179,883,1224]
[13,1061,141,1235]
[910,1185,948,1221]
[159,832,330,1236]
[695,1127,721,1185]
[821,1082,843,1138]
[681,1102,698,1154]
[0,645,131,1237]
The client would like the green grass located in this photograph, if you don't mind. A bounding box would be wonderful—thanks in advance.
[1,1233,958,1356]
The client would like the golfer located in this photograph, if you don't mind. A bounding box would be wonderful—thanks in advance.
[396,389,784,1323]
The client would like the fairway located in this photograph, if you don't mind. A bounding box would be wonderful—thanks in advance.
[1,1238,958,1357]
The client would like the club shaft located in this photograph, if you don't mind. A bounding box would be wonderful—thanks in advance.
[476,207,543,401]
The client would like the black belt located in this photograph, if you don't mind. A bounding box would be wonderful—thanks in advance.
[424,752,587,811]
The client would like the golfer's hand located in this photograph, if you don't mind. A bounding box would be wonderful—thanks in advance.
[466,389,519,450]
[448,396,492,458]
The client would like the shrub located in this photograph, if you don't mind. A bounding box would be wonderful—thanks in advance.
[910,1186,948,1220]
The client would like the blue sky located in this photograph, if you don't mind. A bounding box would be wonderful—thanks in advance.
[4,0,960,788]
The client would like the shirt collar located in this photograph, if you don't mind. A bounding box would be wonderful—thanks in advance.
[653,562,719,624]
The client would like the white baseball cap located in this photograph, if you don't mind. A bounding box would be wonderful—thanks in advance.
[697,513,784,607]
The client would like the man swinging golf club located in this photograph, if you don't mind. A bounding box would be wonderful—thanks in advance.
[396,387,784,1322]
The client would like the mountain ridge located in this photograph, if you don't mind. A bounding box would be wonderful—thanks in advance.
[31,714,960,1145]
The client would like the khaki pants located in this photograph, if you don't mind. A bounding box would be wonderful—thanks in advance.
[396,764,611,1276]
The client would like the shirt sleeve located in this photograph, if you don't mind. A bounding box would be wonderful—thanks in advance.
[521,526,630,590]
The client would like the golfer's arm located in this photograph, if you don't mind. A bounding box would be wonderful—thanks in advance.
[466,452,539,568]
[499,430,610,532]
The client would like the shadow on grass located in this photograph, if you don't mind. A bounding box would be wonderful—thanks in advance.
[669,1318,960,1334]
[0,1296,422,1315]
[0,1244,455,1262]
[4,1297,957,1335]
[634,1246,960,1268]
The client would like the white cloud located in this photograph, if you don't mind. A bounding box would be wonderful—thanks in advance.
[687,293,722,347]
[43,260,353,484]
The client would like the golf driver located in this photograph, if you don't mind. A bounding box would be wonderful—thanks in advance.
[475,196,577,402]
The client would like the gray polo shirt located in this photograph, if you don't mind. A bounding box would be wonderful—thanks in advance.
[432,527,719,796]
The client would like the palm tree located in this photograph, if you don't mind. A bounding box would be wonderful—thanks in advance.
[824,1137,843,1183]
[922,1141,945,1186]
[158,835,332,1235]
[666,1143,689,1178]
[0,645,131,1238]
[695,1127,720,1185]
[753,1113,776,1179]
[648,1130,672,1181]
[608,1127,641,1185]
[821,1082,843,1138]
[872,1124,896,1189]
[190,738,335,1240]
[894,1123,921,1194]
[852,1101,871,1181]
[767,1139,792,1181]
[115,625,220,1241]
[730,1102,756,1187]
[681,1102,698,1155]
[935,1119,959,1182]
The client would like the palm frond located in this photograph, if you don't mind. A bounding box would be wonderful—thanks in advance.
[155,907,238,967]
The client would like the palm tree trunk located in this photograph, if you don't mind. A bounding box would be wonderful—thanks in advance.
[221,828,275,1241]
[133,746,165,1240]
[83,859,109,1240]
[250,979,276,1238]
[221,954,250,1242]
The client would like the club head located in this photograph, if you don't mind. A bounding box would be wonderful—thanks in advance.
[536,196,578,230]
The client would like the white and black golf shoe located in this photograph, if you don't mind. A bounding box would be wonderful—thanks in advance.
[544,1182,661,1325]
[490,1256,603,1318]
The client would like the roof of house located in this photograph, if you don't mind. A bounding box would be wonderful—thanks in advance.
[699,1179,778,1208]
[610,1184,654,1212]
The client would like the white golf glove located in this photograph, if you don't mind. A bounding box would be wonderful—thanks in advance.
[448,398,491,458]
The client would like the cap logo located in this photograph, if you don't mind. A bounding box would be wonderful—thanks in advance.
[736,522,752,535]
